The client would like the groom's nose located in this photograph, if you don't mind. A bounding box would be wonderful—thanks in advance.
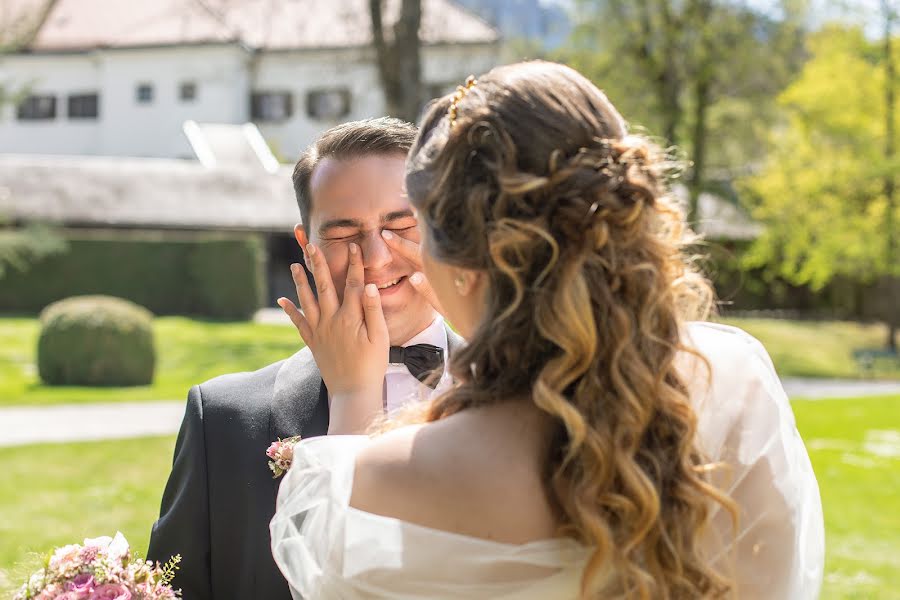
[359,230,392,271]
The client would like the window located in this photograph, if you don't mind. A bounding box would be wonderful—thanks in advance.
[16,95,56,120]
[68,93,99,119]
[179,82,197,102]
[251,92,293,122]
[306,88,351,121]
[136,83,154,104]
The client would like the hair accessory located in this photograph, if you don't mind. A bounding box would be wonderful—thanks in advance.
[448,76,478,128]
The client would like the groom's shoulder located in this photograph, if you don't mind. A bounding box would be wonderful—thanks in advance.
[190,349,313,415]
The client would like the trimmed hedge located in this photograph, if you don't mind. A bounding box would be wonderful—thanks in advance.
[38,295,156,386]
[0,235,265,319]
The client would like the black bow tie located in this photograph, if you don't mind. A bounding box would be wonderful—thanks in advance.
[389,343,445,388]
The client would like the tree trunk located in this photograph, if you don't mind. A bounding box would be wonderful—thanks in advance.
[369,0,422,122]
[883,0,897,350]
[688,76,710,225]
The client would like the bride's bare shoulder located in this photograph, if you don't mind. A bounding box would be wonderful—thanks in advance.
[350,417,463,508]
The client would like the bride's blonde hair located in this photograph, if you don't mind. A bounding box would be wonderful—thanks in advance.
[394,61,736,599]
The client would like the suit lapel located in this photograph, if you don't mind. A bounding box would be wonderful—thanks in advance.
[269,347,329,442]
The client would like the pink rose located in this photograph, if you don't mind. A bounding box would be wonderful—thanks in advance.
[266,441,280,458]
[88,584,131,600]
[280,443,294,461]
[66,573,94,594]
[52,593,80,600]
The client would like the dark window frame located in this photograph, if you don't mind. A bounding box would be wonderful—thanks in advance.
[136,83,154,104]
[250,91,294,122]
[306,88,352,121]
[16,94,57,120]
[179,81,197,102]
[67,93,100,119]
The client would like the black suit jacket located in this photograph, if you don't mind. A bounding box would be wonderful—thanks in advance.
[148,328,464,600]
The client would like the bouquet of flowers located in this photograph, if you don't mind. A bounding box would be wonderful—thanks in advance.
[14,532,181,600]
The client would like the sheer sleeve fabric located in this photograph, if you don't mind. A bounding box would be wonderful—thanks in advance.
[270,324,825,599]
[684,323,825,599]
[269,435,589,599]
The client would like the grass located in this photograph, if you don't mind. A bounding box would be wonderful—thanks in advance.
[0,397,898,598]
[0,317,302,407]
[719,317,900,380]
[792,395,900,599]
[0,435,176,597]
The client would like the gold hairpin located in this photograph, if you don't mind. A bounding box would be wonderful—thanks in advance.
[447,76,477,128]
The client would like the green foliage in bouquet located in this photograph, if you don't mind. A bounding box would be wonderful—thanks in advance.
[37,296,156,386]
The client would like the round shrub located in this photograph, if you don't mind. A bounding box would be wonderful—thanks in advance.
[37,295,156,386]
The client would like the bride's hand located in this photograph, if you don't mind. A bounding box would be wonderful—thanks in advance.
[379,230,446,317]
[278,242,388,434]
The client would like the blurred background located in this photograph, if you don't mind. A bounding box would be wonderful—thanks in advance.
[0,0,897,598]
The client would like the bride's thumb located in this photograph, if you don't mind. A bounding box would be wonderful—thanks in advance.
[363,284,388,344]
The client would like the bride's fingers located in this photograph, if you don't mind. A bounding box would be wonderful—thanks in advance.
[290,263,319,328]
[380,230,422,267]
[277,297,313,344]
[362,284,388,345]
[409,272,447,317]
[342,243,364,319]
[306,243,340,318]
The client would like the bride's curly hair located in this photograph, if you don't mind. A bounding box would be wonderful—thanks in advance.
[404,61,737,598]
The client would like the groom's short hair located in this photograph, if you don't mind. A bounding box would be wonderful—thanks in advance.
[292,117,418,234]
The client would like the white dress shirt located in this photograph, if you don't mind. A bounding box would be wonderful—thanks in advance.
[384,315,451,414]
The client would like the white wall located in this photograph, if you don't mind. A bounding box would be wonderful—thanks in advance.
[0,45,250,158]
[0,42,499,160]
[0,52,103,155]
[250,43,499,162]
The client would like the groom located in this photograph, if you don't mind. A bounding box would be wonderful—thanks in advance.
[147,117,463,600]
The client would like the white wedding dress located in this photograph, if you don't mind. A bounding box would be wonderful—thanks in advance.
[270,323,825,599]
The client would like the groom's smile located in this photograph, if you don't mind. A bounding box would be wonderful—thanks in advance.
[294,153,436,345]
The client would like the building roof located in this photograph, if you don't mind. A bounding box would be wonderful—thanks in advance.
[0,155,300,232]
[0,156,762,240]
[10,0,498,53]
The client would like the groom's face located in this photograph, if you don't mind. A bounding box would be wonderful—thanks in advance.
[294,154,436,345]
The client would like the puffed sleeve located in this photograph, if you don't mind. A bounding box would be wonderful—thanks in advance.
[269,435,370,599]
[687,323,825,599]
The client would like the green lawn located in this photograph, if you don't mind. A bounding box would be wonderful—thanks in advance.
[0,317,302,406]
[720,317,900,380]
[1,316,897,407]
[1,396,898,598]
[0,435,176,597]
[791,396,900,599]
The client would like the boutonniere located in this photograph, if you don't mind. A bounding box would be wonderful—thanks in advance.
[266,436,302,478]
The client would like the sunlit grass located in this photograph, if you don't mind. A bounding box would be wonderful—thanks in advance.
[0,397,898,598]
[791,396,900,599]
[719,317,900,380]
[0,317,301,406]
[0,436,176,597]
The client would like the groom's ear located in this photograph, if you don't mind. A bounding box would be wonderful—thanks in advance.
[293,223,313,271]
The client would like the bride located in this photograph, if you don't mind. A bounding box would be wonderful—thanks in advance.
[270,61,824,599]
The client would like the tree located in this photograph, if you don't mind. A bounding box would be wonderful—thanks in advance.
[0,0,66,281]
[562,0,808,222]
[370,0,423,122]
[742,24,900,348]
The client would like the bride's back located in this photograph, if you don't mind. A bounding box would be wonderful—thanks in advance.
[351,401,562,545]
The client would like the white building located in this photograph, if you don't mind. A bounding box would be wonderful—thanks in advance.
[0,0,500,160]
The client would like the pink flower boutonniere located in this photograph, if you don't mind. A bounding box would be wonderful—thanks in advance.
[266,436,302,478]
